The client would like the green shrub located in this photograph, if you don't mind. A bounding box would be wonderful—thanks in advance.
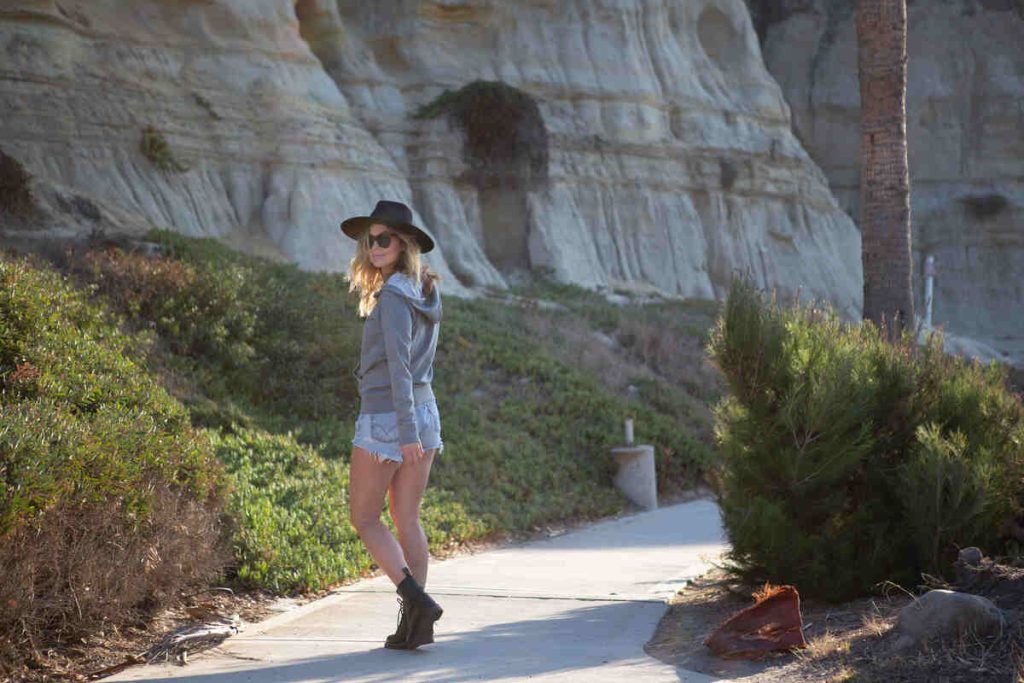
[65,230,362,426]
[433,296,713,526]
[214,427,483,592]
[58,231,715,594]
[73,244,259,368]
[0,252,230,674]
[140,125,188,173]
[144,229,363,421]
[214,427,364,592]
[707,277,1024,601]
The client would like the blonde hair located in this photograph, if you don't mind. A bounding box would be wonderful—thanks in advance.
[346,225,441,317]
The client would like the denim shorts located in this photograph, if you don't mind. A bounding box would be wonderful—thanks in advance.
[351,398,444,464]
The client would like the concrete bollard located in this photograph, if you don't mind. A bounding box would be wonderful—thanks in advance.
[610,445,658,510]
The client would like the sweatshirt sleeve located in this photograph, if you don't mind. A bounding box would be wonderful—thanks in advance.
[378,289,419,445]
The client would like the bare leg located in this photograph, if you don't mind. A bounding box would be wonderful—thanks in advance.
[388,448,436,586]
[349,447,408,586]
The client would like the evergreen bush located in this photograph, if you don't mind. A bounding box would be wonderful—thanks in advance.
[0,252,230,674]
[73,244,259,368]
[707,277,1024,601]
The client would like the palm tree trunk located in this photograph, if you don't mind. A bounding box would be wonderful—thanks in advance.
[857,0,914,339]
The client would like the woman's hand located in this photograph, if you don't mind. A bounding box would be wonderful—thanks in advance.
[399,441,425,463]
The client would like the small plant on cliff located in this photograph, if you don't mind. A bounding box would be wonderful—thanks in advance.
[707,276,1024,602]
[413,80,548,188]
[141,125,189,173]
[192,91,222,120]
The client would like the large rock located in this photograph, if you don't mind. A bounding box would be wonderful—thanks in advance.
[0,0,862,315]
[894,588,1005,652]
[753,0,1024,364]
[955,546,1024,611]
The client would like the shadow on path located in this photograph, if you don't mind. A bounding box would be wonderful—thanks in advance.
[130,600,684,682]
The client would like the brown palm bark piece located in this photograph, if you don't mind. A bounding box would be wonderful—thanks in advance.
[704,584,808,660]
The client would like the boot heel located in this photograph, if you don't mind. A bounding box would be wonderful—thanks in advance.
[404,604,442,649]
[394,567,444,650]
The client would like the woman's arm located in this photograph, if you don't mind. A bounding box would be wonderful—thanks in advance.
[378,289,419,446]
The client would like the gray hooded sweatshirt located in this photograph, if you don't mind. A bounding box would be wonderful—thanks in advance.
[352,271,442,445]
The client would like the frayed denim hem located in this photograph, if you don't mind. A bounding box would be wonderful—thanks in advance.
[351,438,402,464]
[351,438,444,465]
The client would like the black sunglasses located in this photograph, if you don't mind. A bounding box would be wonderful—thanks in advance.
[367,231,400,249]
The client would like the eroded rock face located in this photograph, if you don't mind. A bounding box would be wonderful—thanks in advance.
[0,0,468,294]
[0,0,862,315]
[322,0,862,315]
[754,0,1024,363]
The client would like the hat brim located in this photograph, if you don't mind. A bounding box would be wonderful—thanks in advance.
[340,216,434,253]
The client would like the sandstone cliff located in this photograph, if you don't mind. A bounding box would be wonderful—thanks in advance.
[2,0,863,315]
[752,0,1024,364]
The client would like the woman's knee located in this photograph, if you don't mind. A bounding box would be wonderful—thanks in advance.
[349,500,383,536]
[388,503,422,537]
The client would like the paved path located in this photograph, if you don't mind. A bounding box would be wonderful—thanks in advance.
[107,499,727,682]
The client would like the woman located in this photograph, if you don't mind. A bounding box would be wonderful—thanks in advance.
[341,200,445,650]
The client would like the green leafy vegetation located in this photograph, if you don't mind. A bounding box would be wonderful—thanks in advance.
[213,427,482,592]
[140,125,189,173]
[59,229,717,589]
[707,277,1024,601]
[432,294,711,531]
[0,231,720,674]
[0,252,230,674]
[413,80,548,187]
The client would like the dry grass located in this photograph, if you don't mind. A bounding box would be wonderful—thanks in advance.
[798,630,850,660]
[0,482,232,682]
[618,313,720,398]
[523,309,642,392]
[861,611,892,638]
[826,666,857,682]
[0,586,284,683]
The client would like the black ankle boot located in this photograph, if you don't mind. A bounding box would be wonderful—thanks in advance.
[384,596,410,649]
[392,567,442,650]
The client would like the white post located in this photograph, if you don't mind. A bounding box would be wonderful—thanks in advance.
[624,418,634,446]
[924,255,935,329]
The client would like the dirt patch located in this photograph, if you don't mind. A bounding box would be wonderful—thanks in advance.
[646,566,1024,682]
[3,587,284,683]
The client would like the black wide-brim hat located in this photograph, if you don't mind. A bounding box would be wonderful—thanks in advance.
[340,200,436,254]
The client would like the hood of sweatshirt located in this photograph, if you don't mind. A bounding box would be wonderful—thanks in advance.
[374,271,442,323]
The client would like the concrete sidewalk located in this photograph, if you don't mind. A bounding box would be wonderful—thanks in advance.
[106,498,727,682]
